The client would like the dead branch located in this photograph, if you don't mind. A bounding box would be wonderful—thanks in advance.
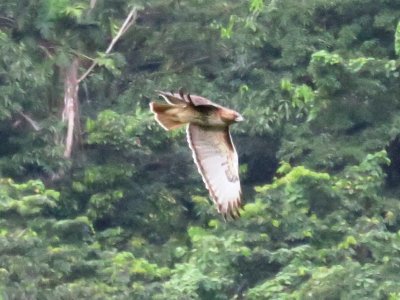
[78,8,138,83]
[18,111,41,131]
[61,8,137,158]
[38,45,54,59]
[0,16,16,28]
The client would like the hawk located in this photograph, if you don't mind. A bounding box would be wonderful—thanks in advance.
[150,90,244,219]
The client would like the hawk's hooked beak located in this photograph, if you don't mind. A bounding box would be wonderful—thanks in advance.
[235,114,244,122]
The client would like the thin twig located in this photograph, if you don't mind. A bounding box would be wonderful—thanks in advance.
[0,16,16,28]
[70,49,95,62]
[78,8,137,83]
[38,45,53,59]
[105,8,137,54]
[0,16,14,23]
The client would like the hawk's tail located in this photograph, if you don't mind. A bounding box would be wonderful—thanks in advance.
[149,102,186,130]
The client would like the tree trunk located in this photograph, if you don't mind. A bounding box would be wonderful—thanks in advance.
[62,58,80,158]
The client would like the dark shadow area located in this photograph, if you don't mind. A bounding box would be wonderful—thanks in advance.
[385,136,400,188]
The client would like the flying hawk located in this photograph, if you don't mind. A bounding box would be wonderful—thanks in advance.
[150,90,244,219]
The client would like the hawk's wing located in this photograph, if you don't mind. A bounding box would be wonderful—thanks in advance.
[157,91,187,105]
[187,124,242,218]
[157,91,216,107]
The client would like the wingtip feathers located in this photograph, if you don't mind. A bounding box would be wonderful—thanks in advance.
[217,196,242,221]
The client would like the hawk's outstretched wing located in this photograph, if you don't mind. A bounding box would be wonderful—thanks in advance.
[157,91,215,107]
[187,124,242,218]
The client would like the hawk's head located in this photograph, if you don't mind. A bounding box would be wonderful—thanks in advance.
[219,108,244,124]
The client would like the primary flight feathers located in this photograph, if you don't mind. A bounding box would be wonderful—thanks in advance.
[150,90,244,219]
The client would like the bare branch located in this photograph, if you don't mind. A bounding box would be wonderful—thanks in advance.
[0,16,15,23]
[18,111,41,131]
[78,8,137,83]
[38,45,54,59]
[60,8,138,158]
[0,16,16,28]
[104,8,137,54]
[121,13,137,35]
[70,49,95,61]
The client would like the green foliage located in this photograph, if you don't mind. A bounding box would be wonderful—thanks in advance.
[0,178,172,298]
[86,109,149,151]
[0,178,59,216]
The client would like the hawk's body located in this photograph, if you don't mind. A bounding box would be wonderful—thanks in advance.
[150,91,243,219]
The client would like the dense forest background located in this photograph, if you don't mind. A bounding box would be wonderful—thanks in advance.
[1,0,400,299]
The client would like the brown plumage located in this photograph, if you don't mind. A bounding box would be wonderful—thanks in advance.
[150,90,244,219]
